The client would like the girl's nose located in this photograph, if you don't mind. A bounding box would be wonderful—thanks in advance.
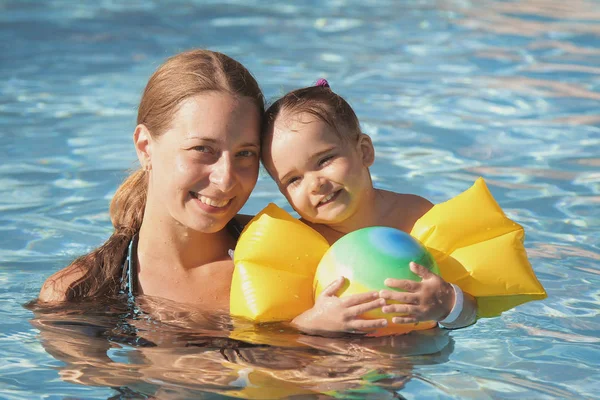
[308,174,325,193]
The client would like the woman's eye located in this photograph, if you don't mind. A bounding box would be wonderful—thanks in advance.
[237,150,256,158]
[193,145,212,153]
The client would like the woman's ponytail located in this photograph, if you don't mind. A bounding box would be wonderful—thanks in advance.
[110,169,147,235]
[65,170,148,301]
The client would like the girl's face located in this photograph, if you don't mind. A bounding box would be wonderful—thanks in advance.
[138,93,261,233]
[262,111,374,225]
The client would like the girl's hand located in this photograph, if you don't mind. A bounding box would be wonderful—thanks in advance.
[379,262,455,324]
[292,277,388,336]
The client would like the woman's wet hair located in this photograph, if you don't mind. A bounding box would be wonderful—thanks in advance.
[262,80,361,146]
[61,49,264,301]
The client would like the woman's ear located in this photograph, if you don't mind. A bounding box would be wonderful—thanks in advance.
[357,133,375,167]
[134,124,153,171]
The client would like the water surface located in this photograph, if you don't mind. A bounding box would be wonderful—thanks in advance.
[1,0,599,398]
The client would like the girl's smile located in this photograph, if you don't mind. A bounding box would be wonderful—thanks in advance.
[262,111,374,227]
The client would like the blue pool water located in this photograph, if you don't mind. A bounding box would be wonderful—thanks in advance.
[1,0,599,398]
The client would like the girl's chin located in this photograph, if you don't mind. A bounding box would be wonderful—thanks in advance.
[314,204,351,224]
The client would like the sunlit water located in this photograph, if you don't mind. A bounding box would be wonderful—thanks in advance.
[1,0,598,399]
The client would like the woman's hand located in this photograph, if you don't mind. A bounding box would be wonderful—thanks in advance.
[379,262,455,324]
[291,277,388,336]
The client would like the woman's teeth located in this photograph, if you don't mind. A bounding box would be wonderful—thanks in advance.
[198,195,230,208]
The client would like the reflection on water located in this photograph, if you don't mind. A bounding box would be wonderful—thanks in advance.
[28,297,452,398]
[1,0,599,398]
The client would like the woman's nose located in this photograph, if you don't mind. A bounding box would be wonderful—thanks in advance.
[209,155,236,192]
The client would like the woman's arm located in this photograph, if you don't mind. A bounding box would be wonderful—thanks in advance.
[38,263,86,303]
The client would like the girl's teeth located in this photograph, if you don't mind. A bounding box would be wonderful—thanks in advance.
[198,195,230,208]
[320,192,335,204]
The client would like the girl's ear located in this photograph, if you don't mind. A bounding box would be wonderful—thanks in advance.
[134,124,153,171]
[357,133,375,167]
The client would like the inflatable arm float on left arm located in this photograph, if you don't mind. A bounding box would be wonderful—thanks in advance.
[410,178,547,317]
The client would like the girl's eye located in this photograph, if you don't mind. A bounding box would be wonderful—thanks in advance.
[319,155,335,166]
[286,176,300,186]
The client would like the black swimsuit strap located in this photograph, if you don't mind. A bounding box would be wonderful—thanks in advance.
[119,219,243,299]
[226,217,245,241]
[120,233,138,300]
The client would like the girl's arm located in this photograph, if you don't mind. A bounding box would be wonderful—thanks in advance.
[379,262,477,329]
[291,277,388,336]
[438,286,477,329]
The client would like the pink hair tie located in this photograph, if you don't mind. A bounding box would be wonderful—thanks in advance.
[315,78,330,88]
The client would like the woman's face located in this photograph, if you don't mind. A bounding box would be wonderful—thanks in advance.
[143,92,261,233]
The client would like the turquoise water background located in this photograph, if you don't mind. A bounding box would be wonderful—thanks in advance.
[1,0,599,398]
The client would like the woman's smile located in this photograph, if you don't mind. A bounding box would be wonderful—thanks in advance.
[190,192,233,213]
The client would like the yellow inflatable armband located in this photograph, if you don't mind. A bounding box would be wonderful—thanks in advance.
[230,203,329,322]
[230,178,547,323]
[410,177,547,317]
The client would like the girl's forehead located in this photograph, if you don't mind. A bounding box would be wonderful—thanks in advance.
[273,111,337,141]
[275,109,321,127]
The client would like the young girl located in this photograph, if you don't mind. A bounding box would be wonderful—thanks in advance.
[261,79,477,334]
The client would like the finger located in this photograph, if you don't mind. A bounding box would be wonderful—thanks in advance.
[346,318,388,331]
[381,304,414,315]
[379,290,419,305]
[391,316,418,325]
[320,276,345,297]
[340,291,380,307]
[384,278,420,293]
[346,298,386,317]
[410,262,433,280]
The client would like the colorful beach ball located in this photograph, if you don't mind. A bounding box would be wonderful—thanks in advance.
[313,226,440,334]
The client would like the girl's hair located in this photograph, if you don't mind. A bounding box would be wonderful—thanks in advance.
[262,83,361,143]
[63,49,264,301]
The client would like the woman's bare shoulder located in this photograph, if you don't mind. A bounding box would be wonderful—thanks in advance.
[38,263,86,303]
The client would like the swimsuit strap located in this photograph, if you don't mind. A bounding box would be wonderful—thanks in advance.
[120,233,139,300]
[119,219,243,298]
[226,217,245,241]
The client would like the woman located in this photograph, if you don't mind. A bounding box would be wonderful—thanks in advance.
[38,49,264,311]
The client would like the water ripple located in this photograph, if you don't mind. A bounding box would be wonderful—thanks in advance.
[1,0,599,398]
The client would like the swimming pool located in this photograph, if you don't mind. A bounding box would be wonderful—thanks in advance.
[1,0,598,398]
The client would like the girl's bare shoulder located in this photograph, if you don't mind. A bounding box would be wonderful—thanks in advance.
[380,190,434,231]
[399,193,434,216]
